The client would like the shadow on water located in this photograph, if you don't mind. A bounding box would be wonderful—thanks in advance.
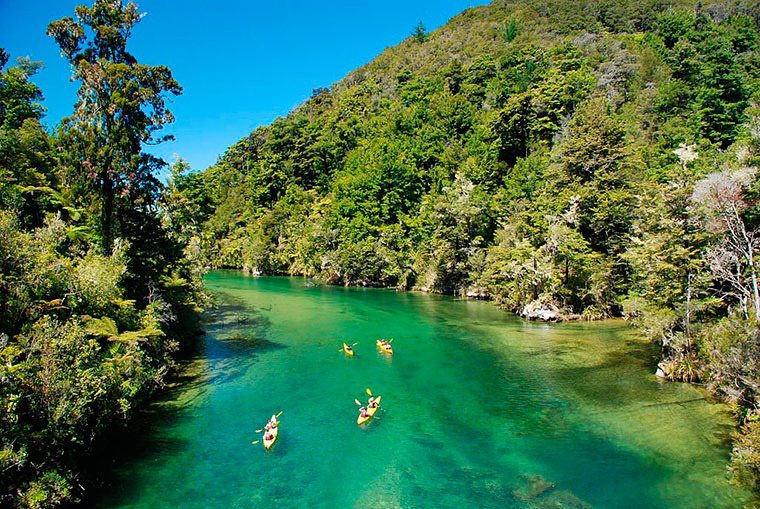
[87,292,281,505]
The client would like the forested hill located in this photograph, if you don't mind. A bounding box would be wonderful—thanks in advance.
[175,0,759,311]
[170,0,760,486]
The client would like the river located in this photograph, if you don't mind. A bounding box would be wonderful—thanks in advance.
[96,271,750,507]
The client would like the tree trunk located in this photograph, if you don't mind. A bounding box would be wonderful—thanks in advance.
[685,270,692,349]
[749,248,760,321]
[102,172,114,254]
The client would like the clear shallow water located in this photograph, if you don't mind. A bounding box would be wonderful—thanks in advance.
[97,272,750,508]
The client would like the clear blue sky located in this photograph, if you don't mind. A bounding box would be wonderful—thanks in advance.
[1,0,484,173]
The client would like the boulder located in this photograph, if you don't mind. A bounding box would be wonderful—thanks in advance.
[520,300,562,322]
[242,265,261,277]
[465,288,490,299]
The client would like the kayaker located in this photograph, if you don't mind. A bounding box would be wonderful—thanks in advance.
[368,397,378,409]
[265,414,277,431]
[345,344,353,352]
[379,339,388,346]
[263,430,274,441]
[358,406,369,418]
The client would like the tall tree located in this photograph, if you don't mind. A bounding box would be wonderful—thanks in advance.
[47,0,181,253]
[0,51,56,226]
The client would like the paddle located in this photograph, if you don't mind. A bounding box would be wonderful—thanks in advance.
[251,440,259,445]
[366,388,373,397]
[389,338,394,343]
[355,399,362,406]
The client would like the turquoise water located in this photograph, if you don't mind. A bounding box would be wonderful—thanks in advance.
[97,272,750,507]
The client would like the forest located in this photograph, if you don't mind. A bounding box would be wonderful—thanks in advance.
[1,2,204,506]
[4,0,760,505]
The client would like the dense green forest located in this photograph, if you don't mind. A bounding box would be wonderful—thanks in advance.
[0,2,204,506]
[165,0,760,492]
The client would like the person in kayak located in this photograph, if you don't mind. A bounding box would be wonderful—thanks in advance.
[263,429,274,441]
[368,397,379,409]
[345,344,353,352]
[265,414,277,431]
[379,339,389,347]
[358,406,369,418]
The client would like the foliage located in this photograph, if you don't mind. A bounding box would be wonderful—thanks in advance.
[732,419,760,489]
[502,19,519,43]
[410,21,428,43]
[0,1,204,505]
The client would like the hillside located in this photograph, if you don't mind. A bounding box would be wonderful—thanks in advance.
[174,0,757,304]
[164,0,760,488]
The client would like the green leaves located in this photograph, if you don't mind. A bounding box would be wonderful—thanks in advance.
[93,316,164,345]
[83,315,118,338]
[410,21,427,43]
[502,19,519,43]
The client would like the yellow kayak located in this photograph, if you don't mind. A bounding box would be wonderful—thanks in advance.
[263,425,278,449]
[376,340,393,355]
[357,396,382,425]
[343,342,355,356]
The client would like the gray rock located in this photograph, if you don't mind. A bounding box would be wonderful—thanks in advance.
[465,288,490,299]
[520,300,562,322]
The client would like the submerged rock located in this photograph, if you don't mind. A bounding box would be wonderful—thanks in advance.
[512,474,556,501]
[520,300,562,322]
[511,474,591,508]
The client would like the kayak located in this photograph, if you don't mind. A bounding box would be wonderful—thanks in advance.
[343,342,354,356]
[263,424,278,449]
[376,340,393,355]
[357,396,382,425]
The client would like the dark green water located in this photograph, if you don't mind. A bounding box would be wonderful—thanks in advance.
[98,272,750,507]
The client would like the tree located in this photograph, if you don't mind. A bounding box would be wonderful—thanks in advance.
[47,1,181,254]
[693,167,760,320]
[502,19,519,42]
[623,144,713,367]
[0,53,44,130]
[0,52,56,227]
[411,21,427,43]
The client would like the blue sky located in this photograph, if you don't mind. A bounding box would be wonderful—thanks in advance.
[1,0,484,174]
